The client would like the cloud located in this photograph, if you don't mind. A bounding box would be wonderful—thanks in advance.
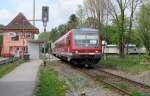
[0,0,83,32]
[50,0,83,27]
[0,9,14,25]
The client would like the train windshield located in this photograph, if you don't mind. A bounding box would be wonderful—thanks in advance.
[73,31,99,48]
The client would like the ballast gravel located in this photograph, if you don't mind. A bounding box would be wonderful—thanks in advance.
[49,61,120,96]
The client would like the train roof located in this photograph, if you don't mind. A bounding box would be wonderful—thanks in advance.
[72,28,99,32]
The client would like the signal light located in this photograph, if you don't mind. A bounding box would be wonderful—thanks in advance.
[95,50,98,53]
[75,51,78,54]
[42,6,49,22]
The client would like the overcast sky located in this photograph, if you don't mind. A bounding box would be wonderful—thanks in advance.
[0,0,83,32]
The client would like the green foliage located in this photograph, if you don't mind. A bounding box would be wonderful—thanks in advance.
[131,90,141,96]
[116,83,129,91]
[49,24,69,42]
[104,25,119,44]
[137,3,150,55]
[36,64,68,96]
[67,14,79,30]
[38,14,79,42]
[100,56,150,74]
[103,16,141,45]
[38,32,50,41]
[0,59,25,78]
[127,31,142,47]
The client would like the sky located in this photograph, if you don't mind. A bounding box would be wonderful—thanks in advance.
[0,0,83,32]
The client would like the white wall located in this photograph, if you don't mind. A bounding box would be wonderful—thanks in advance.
[28,43,40,59]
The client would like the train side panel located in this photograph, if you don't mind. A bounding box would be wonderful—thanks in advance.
[52,31,72,60]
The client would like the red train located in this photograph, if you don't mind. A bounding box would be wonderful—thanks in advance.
[52,28,102,67]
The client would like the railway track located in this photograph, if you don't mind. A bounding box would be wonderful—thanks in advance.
[78,68,150,96]
[77,69,131,96]
[57,61,150,95]
[93,66,150,95]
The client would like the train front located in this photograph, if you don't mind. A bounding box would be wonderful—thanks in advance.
[70,28,102,67]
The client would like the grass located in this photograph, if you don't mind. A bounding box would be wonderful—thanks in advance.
[116,83,129,91]
[0,59,25,78]
[36,64,68,96]
[131,89,141,96]
[100,55,150,74]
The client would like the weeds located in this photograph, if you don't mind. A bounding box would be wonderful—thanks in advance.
[116,83,129,91]
[131,89,141,96]
[100,55,150,74]
[36,64,68,96]
[0,59,25,78]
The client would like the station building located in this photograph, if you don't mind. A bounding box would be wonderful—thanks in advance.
[0,12,39,57]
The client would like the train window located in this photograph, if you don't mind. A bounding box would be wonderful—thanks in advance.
[90,40,97,44]
[73,31,99,48]
[87,35,98,39]
[74,35,86,40]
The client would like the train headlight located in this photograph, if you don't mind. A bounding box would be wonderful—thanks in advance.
[75,51,78,54]
[95,50,98,53]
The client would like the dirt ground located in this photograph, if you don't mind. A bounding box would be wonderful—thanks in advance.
[49,60,121,96]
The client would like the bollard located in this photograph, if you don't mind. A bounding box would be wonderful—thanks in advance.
[43,60,47,67]
[81,92,86,96]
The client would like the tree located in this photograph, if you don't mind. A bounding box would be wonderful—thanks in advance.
[126,0,141,54]
[67,14,79,30]
[105,16,129,44]
[84,17,100,28]
[84,0,107,30]
[76,5,85,27]
[39,14,78,42]
[138,3,150,55]
[105,0,140,57]
[49,28,58,42]
[106,0,129,57]
[38,32,50,41]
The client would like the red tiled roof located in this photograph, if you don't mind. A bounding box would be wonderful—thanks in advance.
[1,12,39,34]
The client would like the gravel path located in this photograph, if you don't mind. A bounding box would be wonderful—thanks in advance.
[49,61,120,96]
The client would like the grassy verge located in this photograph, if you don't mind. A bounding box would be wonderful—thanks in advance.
[0,59,25,78]
[100,55,150,74]
[36,64,68,96]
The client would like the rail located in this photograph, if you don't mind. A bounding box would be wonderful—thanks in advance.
[94,66,150,94]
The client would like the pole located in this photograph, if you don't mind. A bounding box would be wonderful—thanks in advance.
[43,26,47,66]
[44,27,46,32]
[43,25,47,58]
[33,0,35,25]
[22,20,25,59]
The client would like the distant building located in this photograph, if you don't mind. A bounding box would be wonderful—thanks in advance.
[102,41,146,54]
[0,12,39,57]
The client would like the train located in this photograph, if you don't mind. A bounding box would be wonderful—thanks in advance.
[52,28,102,67]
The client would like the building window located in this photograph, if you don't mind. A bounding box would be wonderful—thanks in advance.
[11,35,19,41]
[25,33,32,38]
